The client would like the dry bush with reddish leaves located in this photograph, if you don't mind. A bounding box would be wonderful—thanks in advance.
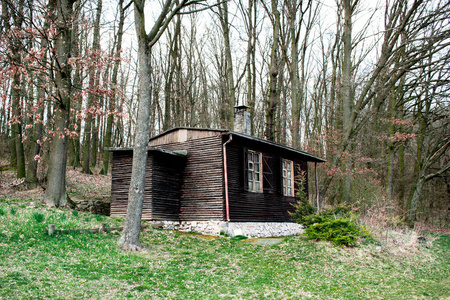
[361,204,443,256]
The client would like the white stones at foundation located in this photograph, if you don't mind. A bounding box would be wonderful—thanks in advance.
[150,221,304,238]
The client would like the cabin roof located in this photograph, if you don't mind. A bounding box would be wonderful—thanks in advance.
[105,146,187,158]
[148,127,326,163]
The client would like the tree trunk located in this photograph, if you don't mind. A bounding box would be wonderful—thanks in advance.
[26,77,38,187]
[5,0,26,178]
[118,0,202,251]
[42,0,76,207]
[163,15,181,132]
[69,0,82,168]
[340,0,353,203]
[265,0,280,141]
[82,0,102,174]
[100,0,126,175]
[118,0,152,251]
[12,72,26,179]
[218,0,236,129]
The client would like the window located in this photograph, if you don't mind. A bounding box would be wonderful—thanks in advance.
[247,150,262,192]
[282,159,294,196]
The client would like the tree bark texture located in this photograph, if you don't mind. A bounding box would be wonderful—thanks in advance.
[42,0,76,207]
[340,0,353,203]
[118,0,151,251]
[265,0,280,141]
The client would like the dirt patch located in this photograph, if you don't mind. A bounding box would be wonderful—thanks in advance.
[244,237,285,246]
[0,167,111,203]
[0,170,44,201]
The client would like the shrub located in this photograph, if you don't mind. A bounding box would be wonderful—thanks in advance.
[292,200,374,247]
[290,198,315,224]
[305,218,372,247]
[0,207,4,216]
[290,168,315,223]
[31,212,45,223]
[10,207,17,215]
[301,214,331,226]
[72,210,79,217]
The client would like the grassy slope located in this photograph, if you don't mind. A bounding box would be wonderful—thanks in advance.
[0,200,449,299]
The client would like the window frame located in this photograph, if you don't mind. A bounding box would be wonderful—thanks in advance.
[246,150,263,193]
[282,159,295,197]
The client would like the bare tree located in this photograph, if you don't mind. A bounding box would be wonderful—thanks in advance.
[99,0,130,175]
[262,0,281,141]
[82,0,102,174]
[3,0,27,179]
[217,0,236,129]
[118,0,210,251]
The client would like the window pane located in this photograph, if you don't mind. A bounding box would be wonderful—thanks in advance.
[282,159,294,196]
[247,150,264,193]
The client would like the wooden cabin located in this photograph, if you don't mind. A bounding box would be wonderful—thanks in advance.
[109,114,325,223]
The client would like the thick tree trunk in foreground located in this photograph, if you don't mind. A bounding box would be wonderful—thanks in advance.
[117,0,152,251]
[118,0,205,251]
[42,0,76,207]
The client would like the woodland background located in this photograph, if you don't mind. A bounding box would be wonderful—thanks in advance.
[0,0,449,227]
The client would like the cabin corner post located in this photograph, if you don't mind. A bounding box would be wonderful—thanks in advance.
[223,134,233,222]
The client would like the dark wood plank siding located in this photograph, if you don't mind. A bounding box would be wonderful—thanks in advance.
[151,152,184,221]
[110,151,132,219]
[110,151,153,220]
[226,136,309,222]
[154,135,225,221]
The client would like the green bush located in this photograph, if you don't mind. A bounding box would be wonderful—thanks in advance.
[72,210,79,217]
[292,200,374,247]
[290,198,315,224]
[301,214,331,226]
[305,218,371,247]
[290,168,315,223]
[0,207,4,216]
[10,207,17,215]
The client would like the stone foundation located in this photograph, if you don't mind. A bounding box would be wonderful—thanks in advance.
[150,221,304,238]
[75,199,110,216]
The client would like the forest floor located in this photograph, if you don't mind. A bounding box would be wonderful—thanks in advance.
[0,166,449,298]
[0,162,111,203]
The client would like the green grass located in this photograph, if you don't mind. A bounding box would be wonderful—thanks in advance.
[0,201,449,299]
